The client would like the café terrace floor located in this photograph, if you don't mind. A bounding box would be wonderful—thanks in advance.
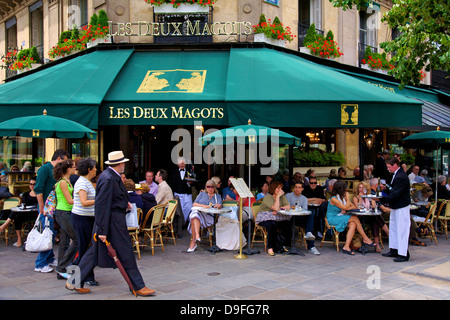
[0,228,449,302]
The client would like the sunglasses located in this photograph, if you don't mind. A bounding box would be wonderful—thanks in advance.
[310,182,317,184]
[29,183,36,185]
[206,186,215,189]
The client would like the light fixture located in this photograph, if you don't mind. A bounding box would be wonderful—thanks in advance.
[364,133,374,149]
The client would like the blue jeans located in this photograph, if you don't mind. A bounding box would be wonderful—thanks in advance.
[34,213,56,269]
[295,214,316,249]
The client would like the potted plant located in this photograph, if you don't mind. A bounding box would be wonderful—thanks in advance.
[146,0,215,14]
[361,46,394,75]
[1,48,18,70]
[303,28,343,60]
[10,46,42,73]
[83,10,111,48]
[49,27,86,60]
[252,15,295,47]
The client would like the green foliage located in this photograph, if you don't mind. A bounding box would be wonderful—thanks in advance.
[303,23,318,46]
[329,0,450,89]
[97,9,109,28]
[294,149,345,167]
[16,46,41,64]
[58,30,72,44]
[71,27,80,40]
[29,46,40,63]
[259,14,267,25]
[89,13,98,27]
[326,30,334,41]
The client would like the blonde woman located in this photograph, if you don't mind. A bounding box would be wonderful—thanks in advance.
[187,180,222,252]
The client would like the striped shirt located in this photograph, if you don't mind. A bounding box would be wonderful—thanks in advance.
[72,176,96,216]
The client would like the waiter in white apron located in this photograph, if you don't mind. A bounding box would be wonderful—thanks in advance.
[380,157,411,262]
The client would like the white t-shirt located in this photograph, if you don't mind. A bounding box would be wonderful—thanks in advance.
[72,176,96,216]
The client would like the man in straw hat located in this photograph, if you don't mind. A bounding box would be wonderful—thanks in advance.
[65,151,154,296]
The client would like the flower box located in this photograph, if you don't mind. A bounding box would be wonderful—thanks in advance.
[361,64,389,75]
[86,36,112,48]
[254,33,286,47]
[16,63,42,74]
[153,3,209,14]
[299,46,310,54]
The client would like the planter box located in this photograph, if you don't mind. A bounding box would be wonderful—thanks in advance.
[299,46,310,54]
[153,3,210,14]
[361,64,389,75]
[16,63,42,74]
[254,33,286,48]
[86,36,112,48]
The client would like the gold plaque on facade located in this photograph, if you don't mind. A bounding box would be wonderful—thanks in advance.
[341,104,358,126]
[137,69,207,93]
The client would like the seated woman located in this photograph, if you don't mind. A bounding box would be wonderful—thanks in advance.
[327,180,376,255]
[256,182,269,201]
[352,181,389,252]
[0,177,38,247]
[136,183,157,221]
[254,181,292,256]
[124,179,143,210]
[187,180,222,252]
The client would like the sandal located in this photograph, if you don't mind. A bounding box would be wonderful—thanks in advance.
[411,238,427,247]
[343,249,355,255]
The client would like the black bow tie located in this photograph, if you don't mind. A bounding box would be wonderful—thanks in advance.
[180,169,185,171]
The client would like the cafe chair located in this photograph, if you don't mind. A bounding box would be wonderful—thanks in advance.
[129,208,142,259]
[141,204,166,255]
[414,202,439,245]
[320,217,341,252]
[161,199,178,245]
[251,201,267,252]
[0,197,21,246]
[437,200,450,240]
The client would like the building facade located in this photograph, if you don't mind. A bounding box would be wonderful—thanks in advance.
[0,0,443,185]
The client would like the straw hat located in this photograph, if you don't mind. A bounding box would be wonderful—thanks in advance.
[104,151,129,165]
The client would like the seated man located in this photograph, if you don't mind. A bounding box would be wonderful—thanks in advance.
[222,175,236,201]
[286,182,320,255]
[302,177,326,205]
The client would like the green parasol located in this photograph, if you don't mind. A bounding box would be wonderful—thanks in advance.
[0,109,97,139]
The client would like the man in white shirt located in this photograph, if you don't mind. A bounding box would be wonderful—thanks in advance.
[140,171,158,197]
[408,166,420,184]
[155,169,174,205]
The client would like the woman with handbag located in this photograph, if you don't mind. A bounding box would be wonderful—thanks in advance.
[53,159,78,279]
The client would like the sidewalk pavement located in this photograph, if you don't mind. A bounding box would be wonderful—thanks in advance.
[0,230,449,301]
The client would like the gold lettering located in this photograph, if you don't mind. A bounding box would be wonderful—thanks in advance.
[211,22,221,35]
[171,106,184,118]
[108,21,117,36]
[160,23,170,36]
[202,23,211,36]
[125,23,133,36]
[243,21,252,35]
[138,21,150,36]
[159,108,168,118]
[184,108,192,119]
[217,108,224,119]
[109,107,117,118]
[171,22,182,36]
[117,23,126,36]
[187,20,200,35]
[133,106,143,118]
[201,108,211,119]
[191,108,201,119]
[153,23,160,36]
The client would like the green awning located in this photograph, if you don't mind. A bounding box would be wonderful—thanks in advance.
[0,45,422,129]
[0,50,133,129]
[100,47,422,128]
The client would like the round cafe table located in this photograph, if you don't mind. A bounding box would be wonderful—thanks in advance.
[197,207,231,254]
[10,205,38,231]
[278,209,311,255]
[345,208,382,216]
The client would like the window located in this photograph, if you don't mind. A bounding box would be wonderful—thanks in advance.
[68,0,88,29]
[30,1,44,63]
[298,0,323,46]
[359,7,378,66]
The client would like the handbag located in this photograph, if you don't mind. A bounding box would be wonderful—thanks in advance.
[126,203,139,228]
[25,213,53,252]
